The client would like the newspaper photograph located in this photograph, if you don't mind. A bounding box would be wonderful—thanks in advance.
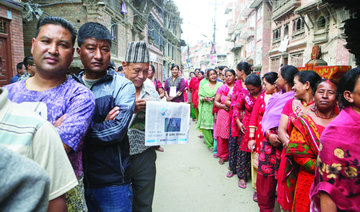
[145,101,190,146]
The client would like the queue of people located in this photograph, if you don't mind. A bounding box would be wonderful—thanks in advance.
[1,16,161,212]
[188,62,360,212]
[1,15,360,212]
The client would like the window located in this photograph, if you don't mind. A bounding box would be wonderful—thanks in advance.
[273,27,281,41]
[111,20,118,56]
[284,23,289,37]
[248,13,255,28]
[257,27,262,41]
[293,18,305,34]
[317,16,326,29]
[0,18,7,33]
[257,4,263,20]
[148,15,161,48]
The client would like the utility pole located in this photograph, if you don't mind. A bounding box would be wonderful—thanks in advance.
[209,0,218,68]
[212,0,217,48]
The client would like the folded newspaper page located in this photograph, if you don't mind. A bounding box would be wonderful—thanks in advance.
[145,101,190,146]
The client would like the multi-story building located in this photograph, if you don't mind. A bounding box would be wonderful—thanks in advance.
[268,0,355,73]
[0,0,24,86]
[147,2,165,82]
[224,0,272,74]
[268,0,306,72]
[250,0,272,74]
[162,0,184,79]
[294,0,355,66]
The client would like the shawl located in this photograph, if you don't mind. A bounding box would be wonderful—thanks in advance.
[262,90,295,134]
[310,107,360,212]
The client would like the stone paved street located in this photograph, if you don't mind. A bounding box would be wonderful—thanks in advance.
[153,120,259,212]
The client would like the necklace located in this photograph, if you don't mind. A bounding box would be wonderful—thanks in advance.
[314,109,335,119]
[302,100,314,107]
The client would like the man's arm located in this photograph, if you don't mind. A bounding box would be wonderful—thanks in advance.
[47,195,67,212]
[56,87,95,152]
[33,121,78,205]
[86,81,136,143]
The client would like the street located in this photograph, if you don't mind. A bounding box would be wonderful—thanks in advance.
[153,120,259,212]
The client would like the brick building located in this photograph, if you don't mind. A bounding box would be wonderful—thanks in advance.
[0,0,24,86]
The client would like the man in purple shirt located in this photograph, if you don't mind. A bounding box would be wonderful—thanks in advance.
[5,16,95,211]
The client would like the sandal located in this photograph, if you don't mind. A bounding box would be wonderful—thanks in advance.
[253,192,258,202]
[226,171,234,178]
[219,158,225,165]
[238,179,246,189]
[213,153,218,158]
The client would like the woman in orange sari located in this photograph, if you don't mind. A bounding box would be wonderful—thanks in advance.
[279,73,338,211]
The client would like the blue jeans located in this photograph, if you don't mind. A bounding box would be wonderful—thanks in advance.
[85,184,133,212]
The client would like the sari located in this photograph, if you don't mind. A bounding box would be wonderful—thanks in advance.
[277,99,321,211]
[283,113,324,212]
[310,107,360,212]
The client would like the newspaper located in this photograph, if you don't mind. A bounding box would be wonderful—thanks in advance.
[145,101,190,146]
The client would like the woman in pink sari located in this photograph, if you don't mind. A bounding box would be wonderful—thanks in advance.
[214,69,235,164]
[310,67,360,212]
[225,62,251,189]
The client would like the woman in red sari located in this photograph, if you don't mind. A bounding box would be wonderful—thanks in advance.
[214,69,236,164]
[310,67,360,212]
[278,70,322,211]
[248,72,278,202]
[233,74,263,188]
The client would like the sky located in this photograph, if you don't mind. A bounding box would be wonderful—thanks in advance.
[173,0,229,51]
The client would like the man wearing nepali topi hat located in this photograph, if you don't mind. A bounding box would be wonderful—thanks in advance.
[123,41,161,212]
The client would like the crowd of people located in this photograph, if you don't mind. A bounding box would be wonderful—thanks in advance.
[183,62,360,212]
[1,16,163,212]
[1,15,360,212]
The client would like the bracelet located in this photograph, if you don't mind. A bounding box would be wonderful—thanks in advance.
[265,130,272,140]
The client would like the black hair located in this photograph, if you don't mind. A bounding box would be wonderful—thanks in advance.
[280,65,299,87]
[262,72,278,85]
[313,79,338,95]
[23,56,34,70]
[295,70,321,91]
[206,68,217,78]
[171,64,180,70]
[16,62,23,70]
[118,66,123,72]
[236,62,252,76]
[36,16,77,46]
[245,73,262,87]
[77,22,111,47]
[218,65,228,71]
[194,68,200,72]
[150,64,155,73]
[338,67,360,107]
[225,69,236,76]
[199,71,204,76]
